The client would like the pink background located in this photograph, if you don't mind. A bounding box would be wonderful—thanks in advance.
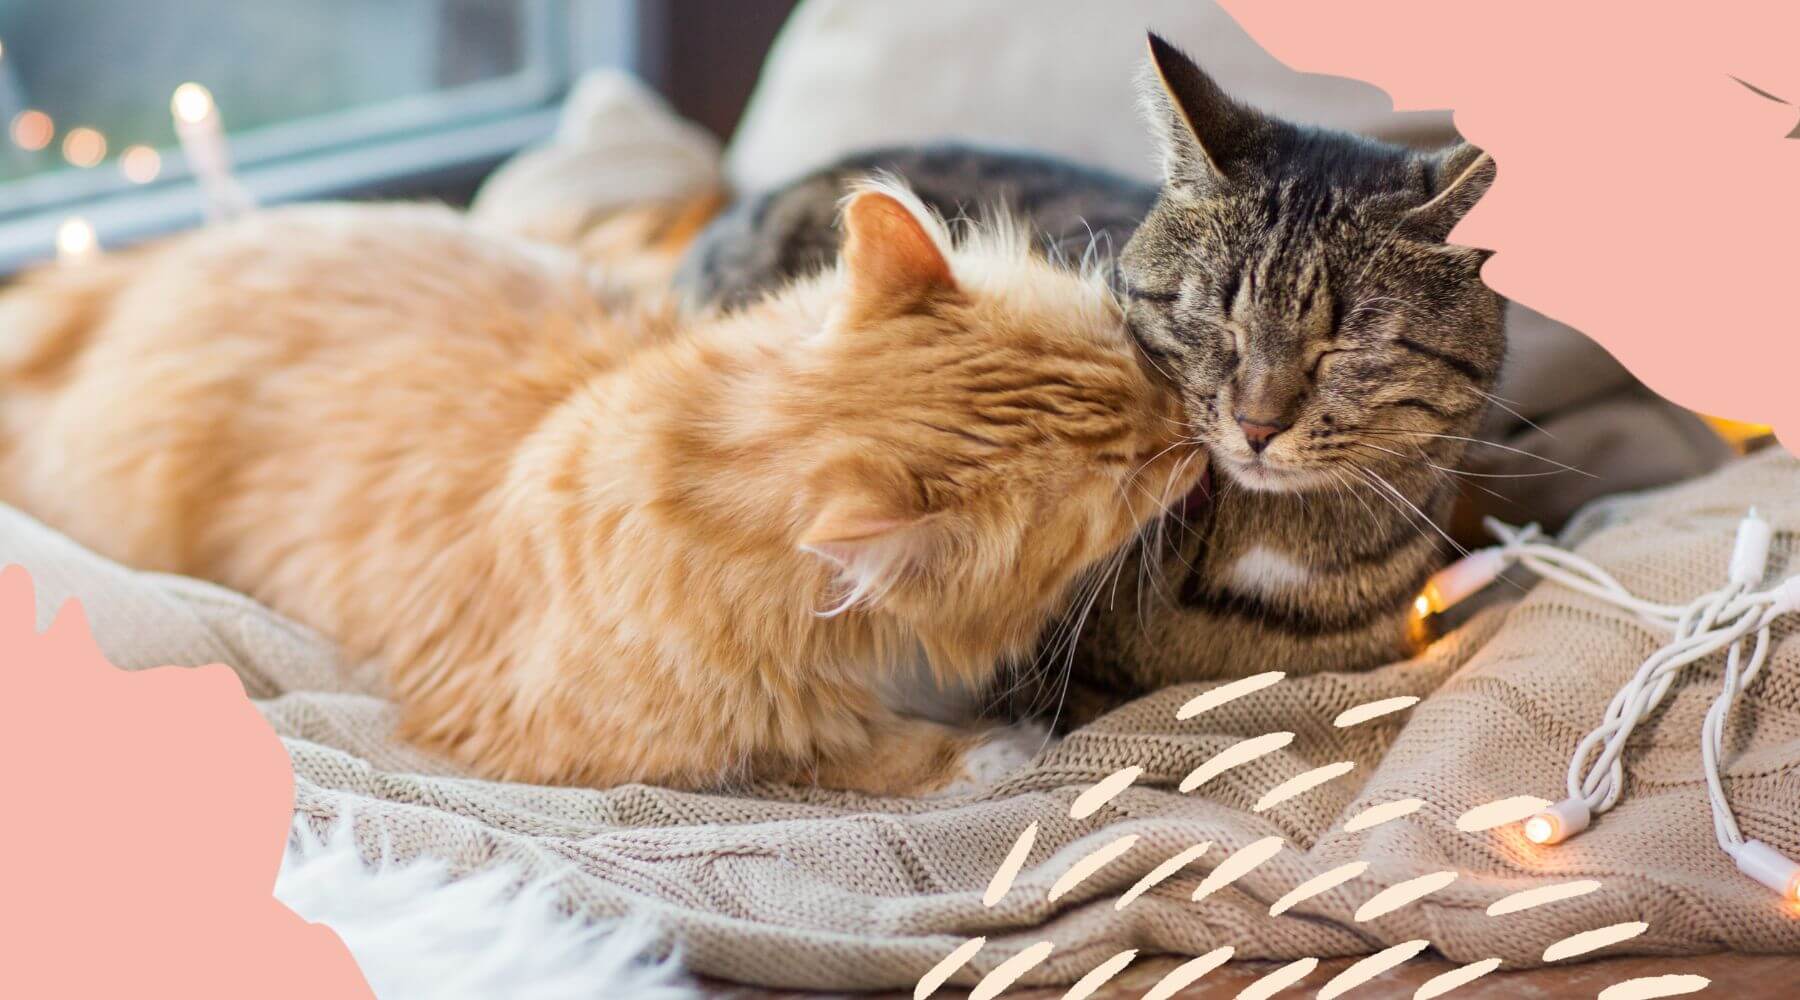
[0,567,372,998]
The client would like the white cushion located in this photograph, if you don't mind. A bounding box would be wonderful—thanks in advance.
[725,0,1456,191]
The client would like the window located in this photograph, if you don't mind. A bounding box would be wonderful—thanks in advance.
[0,0,638,271]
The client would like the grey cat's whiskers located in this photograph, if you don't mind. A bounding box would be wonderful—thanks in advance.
[1129,323,1185,386]
[1349,440,1569,480]
[1358,429,1597,478]
[1355,294,1415,310]
[1348,454,1541,597]
[1326,466,1383,527]
[1473,387,1554,438]
[1342,293,1418,325]
[1343,305,1405,324]
[1346,464,1471,558]
[1340,441,1514,511]
[1338,466,1427,542]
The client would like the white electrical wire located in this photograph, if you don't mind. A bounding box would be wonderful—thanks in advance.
[1424,509,1800,900]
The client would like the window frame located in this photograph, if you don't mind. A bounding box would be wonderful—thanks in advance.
[0,0,642,274]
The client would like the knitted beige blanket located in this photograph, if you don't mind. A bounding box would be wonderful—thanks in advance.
[6,450,1796,991]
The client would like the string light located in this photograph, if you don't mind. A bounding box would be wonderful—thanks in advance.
[170,82,214,125]
[170,82,252,219]
[61,126,107,168]
[120,145,162,184]
[9,109,52,151]
[1415,547,1507,617]
[55,217,97,264]
[1521,800,1590,846]
[1420,511,1800,902]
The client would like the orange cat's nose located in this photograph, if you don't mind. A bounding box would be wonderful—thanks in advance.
[1235,416,1289,454]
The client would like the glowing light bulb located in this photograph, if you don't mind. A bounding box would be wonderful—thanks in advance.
[10,109,52,151]
[56,217,97,263]
[171,82,215,125]
[1418,548,1509,617]
[1523,815,1554,844]
[170,81,251,219]
[1521,799,1590,846]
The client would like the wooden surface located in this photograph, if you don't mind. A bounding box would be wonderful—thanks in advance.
[714,952,1798,999]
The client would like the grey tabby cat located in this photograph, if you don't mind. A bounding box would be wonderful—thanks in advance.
[1071,35,1499,713]
[676,34,1503,726]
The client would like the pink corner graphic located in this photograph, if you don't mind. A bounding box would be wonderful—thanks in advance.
[0,565,373,998]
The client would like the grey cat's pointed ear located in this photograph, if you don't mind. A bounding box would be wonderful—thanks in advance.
[1141,32,1262,186]
[1403,143,1496,241]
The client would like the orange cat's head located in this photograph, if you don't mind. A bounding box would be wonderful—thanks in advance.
[787,182,1202,679]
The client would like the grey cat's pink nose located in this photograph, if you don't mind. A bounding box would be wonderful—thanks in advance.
[1235,416,1289,454]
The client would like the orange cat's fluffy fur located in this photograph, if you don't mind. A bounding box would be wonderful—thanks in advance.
[0,185,1198,795]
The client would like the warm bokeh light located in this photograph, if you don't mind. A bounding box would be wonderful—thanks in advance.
[1523,815,1555,845]
[1412,593,1433,619]
[120,145,162,184]
[61,127,106,168]
[171,82,216,124]
[1703,414,1775,451]
[10,109,52,151]
[55,217,97,263]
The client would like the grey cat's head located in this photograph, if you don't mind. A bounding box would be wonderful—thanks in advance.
[1121,34,1504,495]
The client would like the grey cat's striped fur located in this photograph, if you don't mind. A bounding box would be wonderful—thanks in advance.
[677,144,1156,310]
[675,35,1502,727]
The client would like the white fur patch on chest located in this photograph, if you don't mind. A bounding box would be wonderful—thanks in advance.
[1227,544,1314,597]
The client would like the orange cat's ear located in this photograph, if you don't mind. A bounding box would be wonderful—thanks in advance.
[799,487,940,615]
[831,188,956,328]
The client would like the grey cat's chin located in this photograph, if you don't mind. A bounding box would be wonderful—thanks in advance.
[1213,454,1335,494]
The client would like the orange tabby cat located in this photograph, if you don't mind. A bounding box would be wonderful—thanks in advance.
[0,184,1198,795]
